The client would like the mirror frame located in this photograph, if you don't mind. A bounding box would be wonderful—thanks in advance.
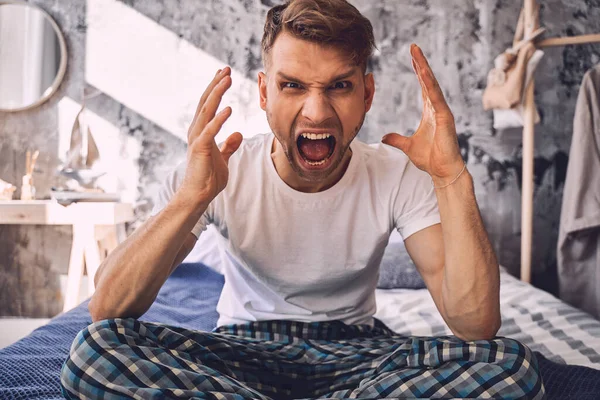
[0,0,68,112]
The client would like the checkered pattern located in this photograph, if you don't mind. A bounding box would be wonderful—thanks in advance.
[61,318,545,399]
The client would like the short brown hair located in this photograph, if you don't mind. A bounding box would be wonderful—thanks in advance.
[261,0,376,71]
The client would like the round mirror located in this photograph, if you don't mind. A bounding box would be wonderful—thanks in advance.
[0,1,67,112]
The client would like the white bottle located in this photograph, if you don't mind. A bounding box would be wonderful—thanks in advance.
[21,174,35,200]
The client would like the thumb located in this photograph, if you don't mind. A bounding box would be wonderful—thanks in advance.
[382,133,412,154]
[220,132,243,164]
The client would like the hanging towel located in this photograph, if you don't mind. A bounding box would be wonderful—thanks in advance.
[492,48,544,130]
[557,64,600,319]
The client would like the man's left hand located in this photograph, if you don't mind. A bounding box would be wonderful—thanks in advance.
[382,44,464,187]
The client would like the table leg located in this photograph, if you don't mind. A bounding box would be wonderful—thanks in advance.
[63,224,86,313]
[90,224,126,295]
[96,225,119,261]
[83,225,101,296]
[116,223,127,243]
[64,223,127,312]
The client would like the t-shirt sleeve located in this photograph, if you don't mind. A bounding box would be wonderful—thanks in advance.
[150,161,212,239]
[392,161,441,240]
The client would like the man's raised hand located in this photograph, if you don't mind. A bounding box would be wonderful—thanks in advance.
[180,67,243,207]
[382,44,464,187]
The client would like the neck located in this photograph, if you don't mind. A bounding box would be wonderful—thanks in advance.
[270,137,352,193]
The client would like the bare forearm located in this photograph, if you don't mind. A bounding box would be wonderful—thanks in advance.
[89,191,207,321]
[434,170,501,340]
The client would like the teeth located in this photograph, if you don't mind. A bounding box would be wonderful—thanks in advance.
[301,133,331,140]
[306,158,327,166]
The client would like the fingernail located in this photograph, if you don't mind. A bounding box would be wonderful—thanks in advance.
[216,69,222,75]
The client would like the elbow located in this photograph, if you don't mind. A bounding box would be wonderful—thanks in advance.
[453,326,499,342]
[445,302,502,341]
[88,295,109,323]
[88,290,145,323]
[88,292,119,323]
[451,314,502,341]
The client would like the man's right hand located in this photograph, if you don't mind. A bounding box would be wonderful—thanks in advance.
[179,67,243,208]
[89,68,243,321]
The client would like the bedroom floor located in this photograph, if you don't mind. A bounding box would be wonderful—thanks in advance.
[0,274,90,349]
[0,318,51,348]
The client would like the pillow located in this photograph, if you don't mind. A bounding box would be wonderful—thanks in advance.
[377,239,426,289]
[183,225,223,274]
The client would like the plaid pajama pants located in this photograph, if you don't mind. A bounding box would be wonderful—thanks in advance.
[61,318,545,399]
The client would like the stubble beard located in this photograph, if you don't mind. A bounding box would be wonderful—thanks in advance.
[268,111,367,183]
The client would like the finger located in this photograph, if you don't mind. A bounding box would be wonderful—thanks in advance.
[196,106,233,145]
[382,133,412,154]
[189,75,233,143]
[188,67,231,140]
[189,68,222,134]
[410,51,436,127]
[220,132,243,165]
[193,67,231,124]
[411,57,435,126]
[410,44,450,114]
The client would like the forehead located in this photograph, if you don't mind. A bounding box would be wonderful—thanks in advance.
[269,32,360,81]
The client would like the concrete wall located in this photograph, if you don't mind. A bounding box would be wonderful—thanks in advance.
[1,0,599,316]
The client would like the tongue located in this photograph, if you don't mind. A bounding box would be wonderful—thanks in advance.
[299,139,330,162]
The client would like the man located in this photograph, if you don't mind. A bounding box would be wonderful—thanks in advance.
[61,0,545,398]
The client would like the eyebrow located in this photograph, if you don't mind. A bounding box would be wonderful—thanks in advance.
[276,69,358,85]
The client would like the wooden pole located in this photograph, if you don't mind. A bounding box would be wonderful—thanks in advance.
[538,33,600,48]
[521,0,537,283]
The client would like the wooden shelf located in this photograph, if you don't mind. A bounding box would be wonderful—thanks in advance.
[0,200,133,225]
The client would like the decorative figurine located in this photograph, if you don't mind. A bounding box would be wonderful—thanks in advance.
[0,178,16,200]
[58,104,105,187]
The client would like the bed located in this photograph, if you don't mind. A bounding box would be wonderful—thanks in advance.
[1,262,600,399]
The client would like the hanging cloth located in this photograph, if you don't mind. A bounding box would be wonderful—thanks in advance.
[482,6,545,129]
[557,64,600,319]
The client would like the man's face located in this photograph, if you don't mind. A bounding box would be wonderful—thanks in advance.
[258,32,375,183]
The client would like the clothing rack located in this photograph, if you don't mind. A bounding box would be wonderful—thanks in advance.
[520,0,600,282]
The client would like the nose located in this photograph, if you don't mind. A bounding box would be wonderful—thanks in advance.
[300,91,335,125]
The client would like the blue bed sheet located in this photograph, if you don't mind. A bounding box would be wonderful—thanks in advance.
[1,262,599,399]
[0,263,223,400]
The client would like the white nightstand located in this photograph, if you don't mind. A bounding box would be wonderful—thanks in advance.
[0,200,134,312]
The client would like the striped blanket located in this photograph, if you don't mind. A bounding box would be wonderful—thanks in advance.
[375,271,600,369]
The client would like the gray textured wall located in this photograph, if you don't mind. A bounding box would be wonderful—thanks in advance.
[1,0,599,316]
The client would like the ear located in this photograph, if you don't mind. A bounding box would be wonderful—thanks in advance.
[364,73,375,112]
[258,72,268,111]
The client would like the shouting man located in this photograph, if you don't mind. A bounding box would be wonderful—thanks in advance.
[61,0,544,398]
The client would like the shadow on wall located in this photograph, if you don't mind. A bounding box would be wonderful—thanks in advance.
[0,226,63,317]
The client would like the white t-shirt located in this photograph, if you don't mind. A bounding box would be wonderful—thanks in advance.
[152,133,440,327]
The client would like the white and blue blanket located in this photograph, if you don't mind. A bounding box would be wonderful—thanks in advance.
[1,263,599,399]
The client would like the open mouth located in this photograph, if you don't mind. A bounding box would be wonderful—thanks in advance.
[296,133,336,166]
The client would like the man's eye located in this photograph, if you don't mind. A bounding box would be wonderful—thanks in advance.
[283,82,301,89]
[331,81,352,90]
